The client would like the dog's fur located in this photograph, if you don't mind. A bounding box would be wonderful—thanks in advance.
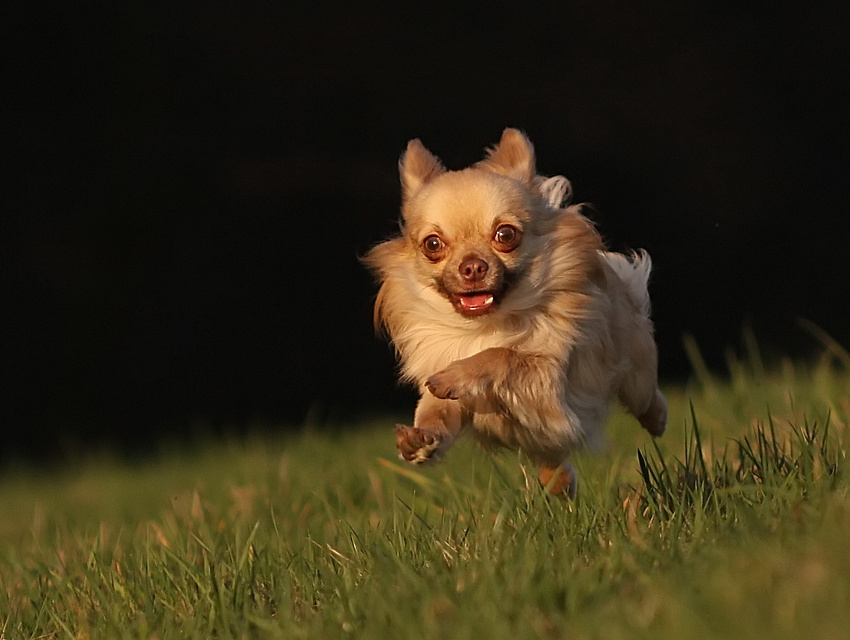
[364,129,667,497]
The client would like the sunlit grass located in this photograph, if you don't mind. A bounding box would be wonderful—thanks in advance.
[0,347,848,638]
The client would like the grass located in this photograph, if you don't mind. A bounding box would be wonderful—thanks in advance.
[1,349,848,638]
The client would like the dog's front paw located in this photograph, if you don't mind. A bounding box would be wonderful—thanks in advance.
[426,364,474,400]
[395,424,442,464]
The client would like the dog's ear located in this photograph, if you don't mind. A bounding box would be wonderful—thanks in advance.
[478,128,536,184]
[399,139,445,202]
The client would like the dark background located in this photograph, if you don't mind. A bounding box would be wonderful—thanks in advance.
[5,2,849,460]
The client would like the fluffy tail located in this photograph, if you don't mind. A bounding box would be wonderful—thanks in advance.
[600,250,653,315]
[534,174,573,209]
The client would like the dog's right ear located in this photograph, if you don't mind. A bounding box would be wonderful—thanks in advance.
[477,128,536,185]
[399,139,445,202]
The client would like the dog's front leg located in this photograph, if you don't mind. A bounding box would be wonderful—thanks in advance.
[426,346,574,439]
[395,393,462,464]
[426,347,555,409]
[425,347,512,403]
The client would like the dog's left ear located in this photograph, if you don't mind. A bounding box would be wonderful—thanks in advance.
[477,128,536,184]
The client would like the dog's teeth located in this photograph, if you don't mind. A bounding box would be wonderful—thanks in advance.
[461,293,493,308]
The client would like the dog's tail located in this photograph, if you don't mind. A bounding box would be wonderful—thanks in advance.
[600,250,653,316]
[535,174,573,210]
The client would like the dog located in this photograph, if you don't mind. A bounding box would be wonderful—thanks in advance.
[364,129,667,497]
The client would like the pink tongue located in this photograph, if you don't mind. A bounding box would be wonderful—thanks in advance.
[460,293,493,309]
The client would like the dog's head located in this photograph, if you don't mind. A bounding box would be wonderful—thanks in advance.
[393,129,561,318]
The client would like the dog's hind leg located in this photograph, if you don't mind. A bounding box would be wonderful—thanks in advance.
[538,462,577,499]
[636,389,667,437]
[618,323,667,437]
[620,379,668,438]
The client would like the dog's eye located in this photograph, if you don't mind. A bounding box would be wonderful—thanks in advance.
[493,224,522,252]
[422,234,446,260]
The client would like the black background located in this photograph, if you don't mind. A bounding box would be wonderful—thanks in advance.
[5,2,849,460]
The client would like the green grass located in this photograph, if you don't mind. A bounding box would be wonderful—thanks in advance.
[1,351,848,638]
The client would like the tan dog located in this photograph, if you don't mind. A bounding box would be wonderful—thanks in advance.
[365,129,666,497]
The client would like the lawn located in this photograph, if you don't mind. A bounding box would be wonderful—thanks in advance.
[1,345,848,639]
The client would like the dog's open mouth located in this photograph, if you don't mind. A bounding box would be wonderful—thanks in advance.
[454,291,496,317]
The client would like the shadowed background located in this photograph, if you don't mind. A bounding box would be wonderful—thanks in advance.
[4,2,849,460]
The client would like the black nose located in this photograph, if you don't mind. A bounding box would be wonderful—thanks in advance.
[459,257,489,282]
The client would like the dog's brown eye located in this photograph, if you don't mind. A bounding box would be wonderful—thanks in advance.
[493,224,521,252]
[422,234,446,260]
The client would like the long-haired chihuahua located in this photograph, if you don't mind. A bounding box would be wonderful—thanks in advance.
[365,129,667,497]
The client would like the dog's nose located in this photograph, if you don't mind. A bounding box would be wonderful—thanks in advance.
[459,257,489,282]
